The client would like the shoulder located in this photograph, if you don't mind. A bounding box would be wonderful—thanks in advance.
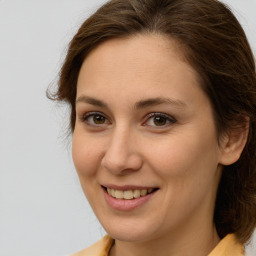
[70,235,114,256]
[208,234,244,256]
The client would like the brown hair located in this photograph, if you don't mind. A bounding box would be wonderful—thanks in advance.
[49,0,256,243]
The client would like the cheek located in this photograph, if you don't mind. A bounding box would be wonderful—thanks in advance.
[72,133,106,206]
[72,133,102,178]
[146,132,220,221]
[146,129,220,183]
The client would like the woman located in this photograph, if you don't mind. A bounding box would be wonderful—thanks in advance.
[49,0,256,255]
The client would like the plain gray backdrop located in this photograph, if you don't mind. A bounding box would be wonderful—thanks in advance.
[0,1,255,255]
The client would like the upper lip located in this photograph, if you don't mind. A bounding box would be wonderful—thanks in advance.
[102,184,158,191]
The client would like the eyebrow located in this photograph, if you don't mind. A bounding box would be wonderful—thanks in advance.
[76,95,187,109]
[134,97,187,109]
[76,95,108,108]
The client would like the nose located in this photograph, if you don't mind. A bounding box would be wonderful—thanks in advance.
[101,127,143,175]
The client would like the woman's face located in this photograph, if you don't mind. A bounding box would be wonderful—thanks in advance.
[73,34,224,243]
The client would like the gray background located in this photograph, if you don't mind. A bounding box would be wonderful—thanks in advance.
[0,1,255,255]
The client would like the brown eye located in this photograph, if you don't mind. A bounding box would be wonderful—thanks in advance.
[144,113,176,127]
[93,115,106,124]
[81,112,109,126]
[153,116,167,126]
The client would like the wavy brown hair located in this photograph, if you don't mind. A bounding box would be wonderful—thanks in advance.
[48,0,256,243]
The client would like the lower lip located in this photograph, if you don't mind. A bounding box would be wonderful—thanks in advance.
[103,188,157,211]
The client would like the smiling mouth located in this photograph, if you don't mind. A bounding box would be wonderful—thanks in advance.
[103,187,158,200]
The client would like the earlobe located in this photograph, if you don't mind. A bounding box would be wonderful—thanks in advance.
[219,117,249,166]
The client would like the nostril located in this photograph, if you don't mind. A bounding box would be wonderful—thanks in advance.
[101,151,143,175]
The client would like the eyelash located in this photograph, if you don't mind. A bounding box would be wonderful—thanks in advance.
[143,112,176,127]
[80,112,176,128]
[80,112,109,126]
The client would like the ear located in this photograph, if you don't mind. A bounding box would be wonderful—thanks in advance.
[219,117,249,166]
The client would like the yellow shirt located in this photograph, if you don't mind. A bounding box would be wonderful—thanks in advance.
[71,234,244,256]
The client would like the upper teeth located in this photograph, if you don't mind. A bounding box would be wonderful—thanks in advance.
[107,188,154,200]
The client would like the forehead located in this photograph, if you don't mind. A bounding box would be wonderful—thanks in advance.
[76,34,204,107]
[80,34,188,71]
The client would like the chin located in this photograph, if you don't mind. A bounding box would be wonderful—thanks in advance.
[107,228,152,242]
[99,216,162,243]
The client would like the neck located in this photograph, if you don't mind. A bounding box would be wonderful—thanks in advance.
[109,224,220,256]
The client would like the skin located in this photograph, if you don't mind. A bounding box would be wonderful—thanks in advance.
[72,34,247,256]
